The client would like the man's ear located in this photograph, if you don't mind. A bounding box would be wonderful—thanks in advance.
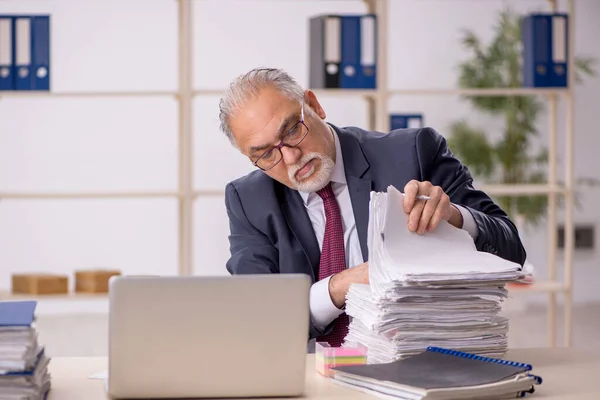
[304,90,326,120]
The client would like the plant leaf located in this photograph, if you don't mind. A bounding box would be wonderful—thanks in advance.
[447,120,495,179]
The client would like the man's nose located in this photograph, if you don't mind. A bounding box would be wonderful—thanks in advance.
[281,146,301,165]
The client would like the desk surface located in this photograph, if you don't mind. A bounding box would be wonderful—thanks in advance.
[47,348,600,399]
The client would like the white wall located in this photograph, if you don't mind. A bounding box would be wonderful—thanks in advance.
[1,0,599,304]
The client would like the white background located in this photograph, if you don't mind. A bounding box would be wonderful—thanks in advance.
[0,0,599,305]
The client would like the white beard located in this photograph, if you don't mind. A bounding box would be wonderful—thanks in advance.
[287,152,335,193]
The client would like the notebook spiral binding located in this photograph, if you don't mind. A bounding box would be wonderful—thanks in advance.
[426,347,533,371]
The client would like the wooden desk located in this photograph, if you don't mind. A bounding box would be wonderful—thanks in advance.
[47,349,600,399]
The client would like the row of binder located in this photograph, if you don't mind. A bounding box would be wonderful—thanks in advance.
[309,14,377,89]
[0,11,568,92]
[522,13,568,88]
[308,11,569,90]
[0,15,50,91]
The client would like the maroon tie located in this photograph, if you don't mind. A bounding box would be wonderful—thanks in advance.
[315,182,349,347]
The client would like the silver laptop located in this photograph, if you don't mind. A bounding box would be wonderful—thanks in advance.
[107,274,311,399]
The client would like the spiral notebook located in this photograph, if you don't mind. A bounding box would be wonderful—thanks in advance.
[331,347,542,400]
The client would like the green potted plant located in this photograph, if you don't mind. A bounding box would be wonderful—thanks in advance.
[447,7,596,228]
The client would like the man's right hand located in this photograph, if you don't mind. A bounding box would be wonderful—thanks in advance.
[328,262,369,309]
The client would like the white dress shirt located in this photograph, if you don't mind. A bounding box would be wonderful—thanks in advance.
[299,128,479,331]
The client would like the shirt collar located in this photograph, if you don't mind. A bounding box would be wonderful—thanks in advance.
[298,125,346,205]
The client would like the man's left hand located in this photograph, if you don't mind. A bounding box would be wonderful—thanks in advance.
[403,180,463,234]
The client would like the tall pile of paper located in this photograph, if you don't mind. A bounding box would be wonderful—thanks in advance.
[0,301,51,400]
[343,186,523,364]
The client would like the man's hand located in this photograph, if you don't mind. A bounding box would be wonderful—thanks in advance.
[328,262,369,309]
[403,180,463,234]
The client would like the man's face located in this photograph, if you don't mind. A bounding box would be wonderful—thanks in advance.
[229,87,336,192]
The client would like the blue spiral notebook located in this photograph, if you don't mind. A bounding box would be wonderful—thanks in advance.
[331,347,542,399]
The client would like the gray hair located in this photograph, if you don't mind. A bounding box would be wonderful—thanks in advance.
[218,68,305,147]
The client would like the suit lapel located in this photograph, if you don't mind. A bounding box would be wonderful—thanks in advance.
[346,175,372,262]
[281,187,320,279]
[335,126,373,262]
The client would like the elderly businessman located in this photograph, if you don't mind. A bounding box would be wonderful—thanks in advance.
[219,67,526,347]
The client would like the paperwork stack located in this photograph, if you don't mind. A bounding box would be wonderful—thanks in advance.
[0,301,51,400]
[344,186,524,364]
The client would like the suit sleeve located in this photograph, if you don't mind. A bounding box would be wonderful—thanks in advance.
[415,127,527,266]
[225,182,278,275]
[224,182,329,341]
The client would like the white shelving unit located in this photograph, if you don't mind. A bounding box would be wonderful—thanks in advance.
[0,0,576,347]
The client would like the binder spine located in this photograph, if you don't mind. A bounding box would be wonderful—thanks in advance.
[426,346,533,371]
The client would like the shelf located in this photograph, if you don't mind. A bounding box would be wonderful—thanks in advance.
[0,190,234,200]
[193,190,227,198]
[0,291,108,301]
[310,89,378,97]
[478,184,566,195]
[508,281,566,294]
[388,88,569,97]
[0,191,180,200]
[193,89,226,96]
[0,88,567,99]
[0,91,177,98]
[189,184,565,199]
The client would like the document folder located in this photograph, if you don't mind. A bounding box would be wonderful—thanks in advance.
[390,114,423,130]
[31,15,50,90]
[309,15,341,88]
[358,14,376,89]
[14,16,32,90]
[0,16,13,90]
[340,15,361,89]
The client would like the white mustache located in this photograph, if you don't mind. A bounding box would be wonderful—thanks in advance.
[288,153,320,181]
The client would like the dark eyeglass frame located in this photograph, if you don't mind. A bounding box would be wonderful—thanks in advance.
[251,101,309,171]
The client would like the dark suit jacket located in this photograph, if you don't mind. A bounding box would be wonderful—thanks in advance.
[224,125,526,340]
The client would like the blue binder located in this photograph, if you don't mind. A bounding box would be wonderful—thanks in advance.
[13,16,33,90]
[340,16,361,89]
[358,14,376,89]
[0,16,13,90]
[31,15,50,90]
[390,114,423,130]
[0,300,37,326]
[339,14,377,89]
[4,14,50,91]
[522,13,568,88]
[550,14,568,87]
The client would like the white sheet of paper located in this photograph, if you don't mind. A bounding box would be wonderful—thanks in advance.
[382,185,521,275]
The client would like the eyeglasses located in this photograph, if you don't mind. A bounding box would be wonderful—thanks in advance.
[252,102,310,171]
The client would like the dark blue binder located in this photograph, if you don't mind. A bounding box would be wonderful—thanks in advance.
[340,15,361,89]
[31,15,50,91]
[550,14,568,87]
[522,13,568,88]
[357,14,376,89]
[0,16,13,90]
[13,16,33,90]
[0,300,37,326]
[390,114,423,130]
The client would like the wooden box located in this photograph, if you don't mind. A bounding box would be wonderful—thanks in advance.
[75,269,121,293]
[12,273,69,295]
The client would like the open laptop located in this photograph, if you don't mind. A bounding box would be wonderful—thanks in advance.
[107,274,311,399]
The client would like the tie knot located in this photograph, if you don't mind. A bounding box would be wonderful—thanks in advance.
[316,183,334,200]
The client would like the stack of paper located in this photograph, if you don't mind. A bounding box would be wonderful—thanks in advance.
[343,186,523,364]
[0,301,51,400]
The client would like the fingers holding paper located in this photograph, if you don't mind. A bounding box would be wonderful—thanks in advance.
[329,262,369,309]
[403,180,461,234]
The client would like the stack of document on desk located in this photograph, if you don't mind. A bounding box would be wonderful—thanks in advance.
[344,186,523,364]
[0,301,51,400]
